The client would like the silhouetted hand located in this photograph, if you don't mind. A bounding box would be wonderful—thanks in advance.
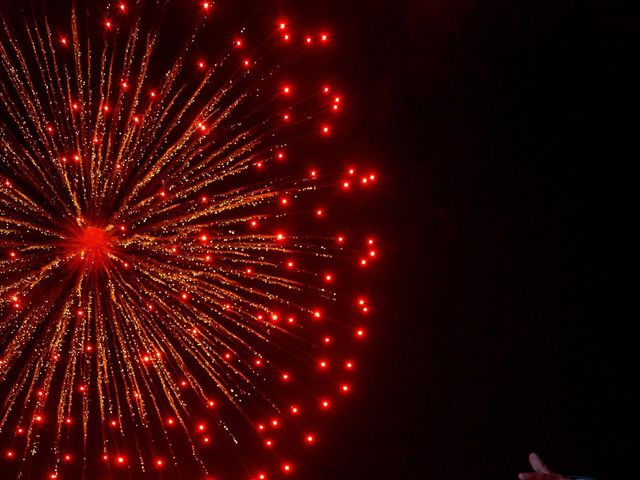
[518,452,569,480]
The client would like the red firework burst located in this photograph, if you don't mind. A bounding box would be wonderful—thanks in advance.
[0,1,378,478]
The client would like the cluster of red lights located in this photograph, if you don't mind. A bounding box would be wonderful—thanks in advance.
[0,1,380,479]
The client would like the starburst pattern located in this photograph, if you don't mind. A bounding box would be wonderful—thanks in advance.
[0,1,378,478]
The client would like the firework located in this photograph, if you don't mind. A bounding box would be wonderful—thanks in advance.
[0,1,378,478]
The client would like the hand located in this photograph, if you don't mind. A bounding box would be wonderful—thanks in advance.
[518,452,569,480]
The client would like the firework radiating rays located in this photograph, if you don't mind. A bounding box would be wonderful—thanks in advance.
[0,1,377,478]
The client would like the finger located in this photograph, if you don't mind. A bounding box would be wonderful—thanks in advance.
[529,452,552,474]
[519,474,564,480]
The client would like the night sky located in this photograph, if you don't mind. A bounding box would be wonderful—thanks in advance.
[1,0,636,478]
[304,0,635,479]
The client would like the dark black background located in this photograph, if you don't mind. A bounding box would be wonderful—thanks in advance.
[2,0,636,478]
[306,0,636,479]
